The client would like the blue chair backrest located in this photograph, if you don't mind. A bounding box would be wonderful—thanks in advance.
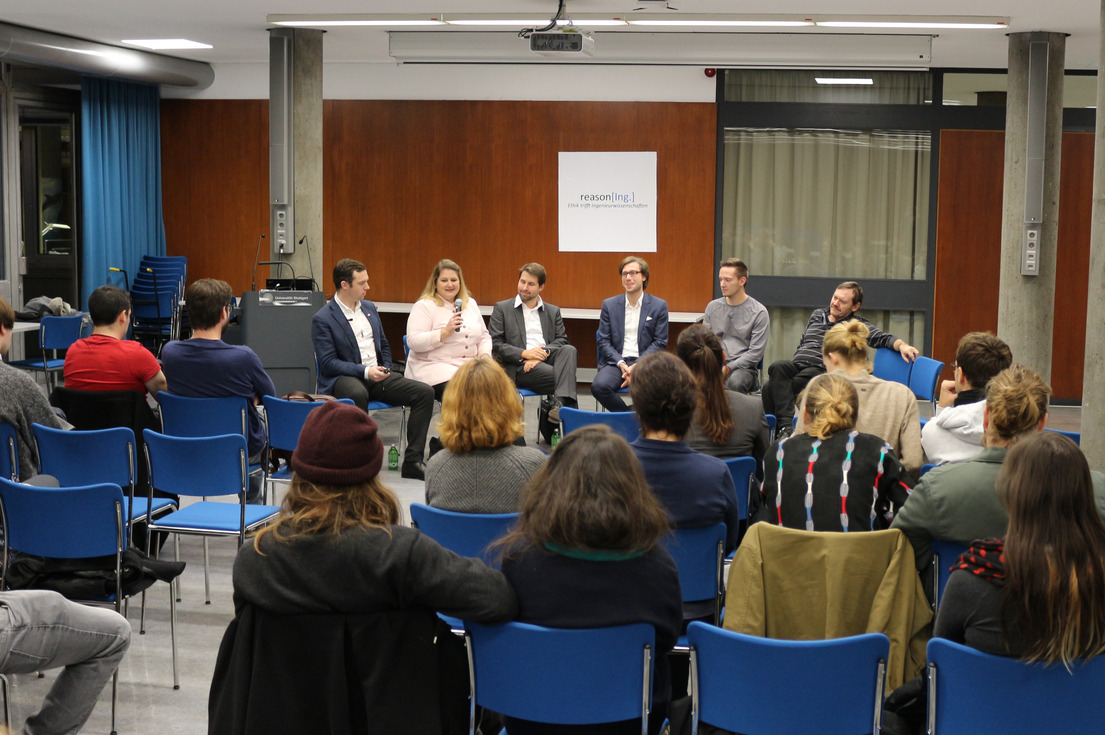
[262,396,355,452]
[0,477,126,559]
[872,347,913,386]
[927,638,1105,734]
[663,524,726,619]
[723,456,756,522]
[908,356,945,402]
[39,314,86,351]
[32,423,135,489]
[920,462,936,476]
[158,393,248,438]
[559,406,640,444]
[1045,427,1081,446]
[0,422,17,482]
[143,430,247,498]
[466,620,655,727]
[408,503,517,565]
[764,413,777,435]
[688,622,889,735]
[931,539,969,611]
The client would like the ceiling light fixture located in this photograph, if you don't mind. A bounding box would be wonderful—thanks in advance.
[815,77,875,85]
[267,14,444,27]
[627,16,813,27]
[122,39,212,50]
[816,18,1007,30]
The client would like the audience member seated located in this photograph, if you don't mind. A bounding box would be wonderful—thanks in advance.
[496,424,681,735]
[0,296,65,480]
[753,372,913,532]
[890,364,1105,592]
[425,357,546,513]
[796,321,922,476]
[921,331,1012,465]
[215,401,516,733]
[161,279,274,503]
[629,352,740,556]
[883,432,1105,735]
[405,259,492,402]
[0,590,131,735]
[676,324,769,472]
[63,285,167,397]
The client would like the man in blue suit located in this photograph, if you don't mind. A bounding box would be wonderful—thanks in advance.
[592,256,669,412]
[311,258,434,480]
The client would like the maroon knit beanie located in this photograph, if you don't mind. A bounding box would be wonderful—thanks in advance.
[291,401,383,484]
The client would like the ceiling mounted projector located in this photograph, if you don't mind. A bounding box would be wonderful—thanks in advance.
[529,30,595,56]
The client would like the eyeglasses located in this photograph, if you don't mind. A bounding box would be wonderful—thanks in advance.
[622,270,642,277]
[950,362,959,369]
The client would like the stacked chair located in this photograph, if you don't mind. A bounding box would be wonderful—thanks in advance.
[113,255,187,356]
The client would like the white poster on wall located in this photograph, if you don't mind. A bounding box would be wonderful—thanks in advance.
[558,151,657,252]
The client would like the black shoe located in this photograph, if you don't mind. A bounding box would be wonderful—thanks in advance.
[775,426,793,442]
[547,398,563,424]
[401,461,426,481]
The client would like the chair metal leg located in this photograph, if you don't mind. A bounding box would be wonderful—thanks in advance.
[203,537,211,604]
[110,669,118,735]
[0,673,11,729]
[174,535,182,602]
[170,581,179,689]
[139,588,147,635]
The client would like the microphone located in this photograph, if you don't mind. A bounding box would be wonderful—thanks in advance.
[453,298,463,332]
[250,234,266,292]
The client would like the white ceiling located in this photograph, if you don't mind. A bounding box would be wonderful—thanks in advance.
[2,1,1101,71]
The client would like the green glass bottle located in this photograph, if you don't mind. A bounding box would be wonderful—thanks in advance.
[388,445,399,471]
[550,428,560,449]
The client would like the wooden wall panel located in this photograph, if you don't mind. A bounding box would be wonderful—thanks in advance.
[932,130,1005,388]
[1052,133,1094,399]
[322,101,716,313]
[160,100,269,293]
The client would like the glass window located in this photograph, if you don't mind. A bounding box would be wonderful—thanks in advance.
[724,70,932,104]
[763,307,926,368]
[941,72,1098,109]
[720,128,931,280]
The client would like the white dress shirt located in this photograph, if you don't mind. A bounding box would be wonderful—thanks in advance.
[514,294,546,352]
[335,297,377,376]
[622,296,642,360]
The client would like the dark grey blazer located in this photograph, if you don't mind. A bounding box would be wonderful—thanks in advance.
[488,297,571,381]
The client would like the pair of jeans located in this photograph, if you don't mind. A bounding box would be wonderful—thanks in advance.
[0,590,131,735]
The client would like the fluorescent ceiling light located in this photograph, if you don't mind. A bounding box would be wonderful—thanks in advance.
[628,19,813,27]
[122,39,212,50]
[815,77,874,85]
[268,14,443,27]
[817,20,1006,29]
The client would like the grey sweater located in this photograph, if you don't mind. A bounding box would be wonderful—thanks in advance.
[425,445,547,514]
[0,363,63,479]
[703,296,769,372]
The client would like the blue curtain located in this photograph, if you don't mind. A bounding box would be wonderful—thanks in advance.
[80,77,166,308]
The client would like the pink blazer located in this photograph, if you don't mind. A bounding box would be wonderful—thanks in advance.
[405,298,492,386]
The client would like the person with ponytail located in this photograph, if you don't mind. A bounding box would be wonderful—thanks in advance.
[676,324,770,469]
[936,431,1105,664]
[795,320,922,476]
[888,364,1100,593]
[753,372,913,532]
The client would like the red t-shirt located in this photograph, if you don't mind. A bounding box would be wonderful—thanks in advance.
[63,334,161,394]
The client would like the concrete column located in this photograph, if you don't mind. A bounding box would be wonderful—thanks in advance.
[268,28,323,290]
[996,32,1065,383]
[1081,4,1105,470]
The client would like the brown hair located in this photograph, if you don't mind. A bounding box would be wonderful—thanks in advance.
[438,357,523,452]
[801,373,859,439]
[836,280,863,306]
[956,332,1012,389]
[0,296,16,330]
[184,278,233,330]
[519,263,546,287]
[419,258,472,308]
[822,320,872,370]
[619,256,650,290]
[718,258,748,280]
[252,474,401,550]
[676,324,733,445]
[998,431,1105,667]
[333,258,366,291]
[629,351,697,438]
[497,425,670,557]
[88,285,132,327]
[985,364,1050,444]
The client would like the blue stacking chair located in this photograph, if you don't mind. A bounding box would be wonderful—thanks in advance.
[0,422,17,482]
[764,413,777,443]
[312,353,408,451]
[663,523,726,650]
[921,462,937,476]
[7,314,86,391]
[927,638,1105,734]
[408,503,518,567]
[1045,427,1081,445]
[261,396,355,503]
[465,621,656,735]
[908,356,945,406]
[158,392,264,487]
[723,456,757,523]
[872,347,913,387]
[558,406,640,444]
[0,477,179,719]
[688,623,889,735]
[930,539,969,613]
[144,431,280,606]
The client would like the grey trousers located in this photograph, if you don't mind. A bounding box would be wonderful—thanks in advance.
[514,344,579,403]
[0,590,131,735]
